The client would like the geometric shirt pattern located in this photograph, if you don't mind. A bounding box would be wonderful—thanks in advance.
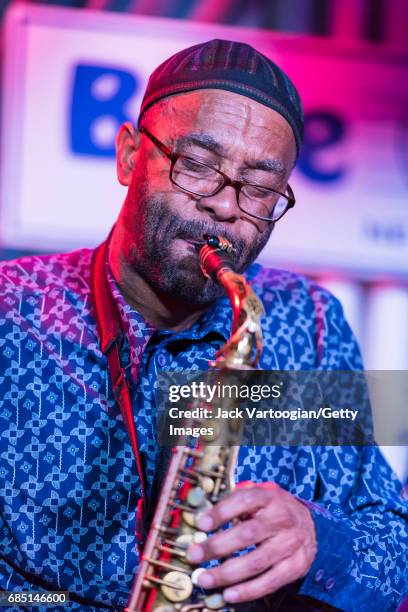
[0,247,407,611]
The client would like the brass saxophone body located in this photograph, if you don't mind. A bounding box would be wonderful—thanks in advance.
[126,235,264,612]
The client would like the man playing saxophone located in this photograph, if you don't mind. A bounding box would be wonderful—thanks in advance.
[0,39,406,611]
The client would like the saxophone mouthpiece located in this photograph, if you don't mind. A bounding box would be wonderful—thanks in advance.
[203,234,237,255]
[200,235,237,280]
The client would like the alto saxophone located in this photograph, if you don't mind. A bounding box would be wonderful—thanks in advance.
[126,234,264,612]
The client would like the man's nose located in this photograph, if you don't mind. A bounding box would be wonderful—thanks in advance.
[196,185,241,222]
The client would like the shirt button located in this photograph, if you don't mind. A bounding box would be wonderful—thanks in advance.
[325,577,336,591]
[157,352,167,367]
[314,569,324,583]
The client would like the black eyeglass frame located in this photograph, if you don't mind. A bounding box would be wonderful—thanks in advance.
[139,125,296,223]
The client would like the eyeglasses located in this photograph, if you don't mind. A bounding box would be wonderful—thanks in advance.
[139,126,295,223]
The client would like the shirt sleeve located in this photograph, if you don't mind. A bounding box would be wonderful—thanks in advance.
[298,446,408,611]
[298,293,408,611]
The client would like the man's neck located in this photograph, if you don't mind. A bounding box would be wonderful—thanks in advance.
[108,229,209,333]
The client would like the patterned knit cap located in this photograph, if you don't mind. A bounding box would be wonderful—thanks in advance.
[138,39,304,159]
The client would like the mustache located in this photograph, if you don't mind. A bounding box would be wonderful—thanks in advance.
[170,218,247,262]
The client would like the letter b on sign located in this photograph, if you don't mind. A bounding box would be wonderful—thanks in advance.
[70,64,138,157]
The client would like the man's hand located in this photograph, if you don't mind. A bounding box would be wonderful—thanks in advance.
[186,482,317,604]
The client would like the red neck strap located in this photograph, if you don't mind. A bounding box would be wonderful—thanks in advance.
[90,240,147,550]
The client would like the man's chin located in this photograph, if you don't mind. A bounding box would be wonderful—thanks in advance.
[153,259,224,305]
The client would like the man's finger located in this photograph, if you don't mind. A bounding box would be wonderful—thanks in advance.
[187,504,291,563]
[222,550,308,603]
[195,530,300,589]
[195,483,280,532]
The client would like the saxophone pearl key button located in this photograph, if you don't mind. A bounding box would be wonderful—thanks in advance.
[175,533,194,548]
[191,567,206,586]
[187,486,206,507]
[181,510,196,528]
[200,476,215,493]
[193,531,207,543]
[160,571,193,602]
[204,593,227,609]
[183,500,212,528]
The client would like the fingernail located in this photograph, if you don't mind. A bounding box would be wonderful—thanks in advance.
[196,512,213,531]
[224,588,240,602]
[186,544,203,562]
[198,572,215,588]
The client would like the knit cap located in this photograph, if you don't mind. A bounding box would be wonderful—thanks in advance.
[138,39,304,158]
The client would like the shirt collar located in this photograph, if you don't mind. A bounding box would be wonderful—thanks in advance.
[105,255,233,345]
[105,257,155,344]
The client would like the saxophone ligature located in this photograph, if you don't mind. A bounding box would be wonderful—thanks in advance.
[126,234,264,612]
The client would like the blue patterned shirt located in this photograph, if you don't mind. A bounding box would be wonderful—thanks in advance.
[0,247,406,611]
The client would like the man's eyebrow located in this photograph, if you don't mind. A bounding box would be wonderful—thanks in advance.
[245,159,287,175]
[174,133,287,174]
[175,133,225,155]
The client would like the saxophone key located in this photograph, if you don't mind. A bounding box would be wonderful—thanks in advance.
[200,476,215,493]
[191,567,206,586]
[158,544,187,559]
[175,533,194,548]
[175,532,208,556]
[170,501,196,513]
[187,487,206,508]
[161,571,193,602]
[196,466,225,477]
[144,558,190,574]
[156,525,179,535]
[167,536,192,549]
[183,449,204,458]
[182,500,212,528]
[193,531,208,544]
[143,575,183,589]
[204,593,227,610]
[182,510,196,528]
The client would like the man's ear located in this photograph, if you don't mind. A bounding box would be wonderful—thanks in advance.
[115,122,141,186]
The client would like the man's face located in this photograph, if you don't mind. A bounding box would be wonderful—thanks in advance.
[116,89,297,305]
